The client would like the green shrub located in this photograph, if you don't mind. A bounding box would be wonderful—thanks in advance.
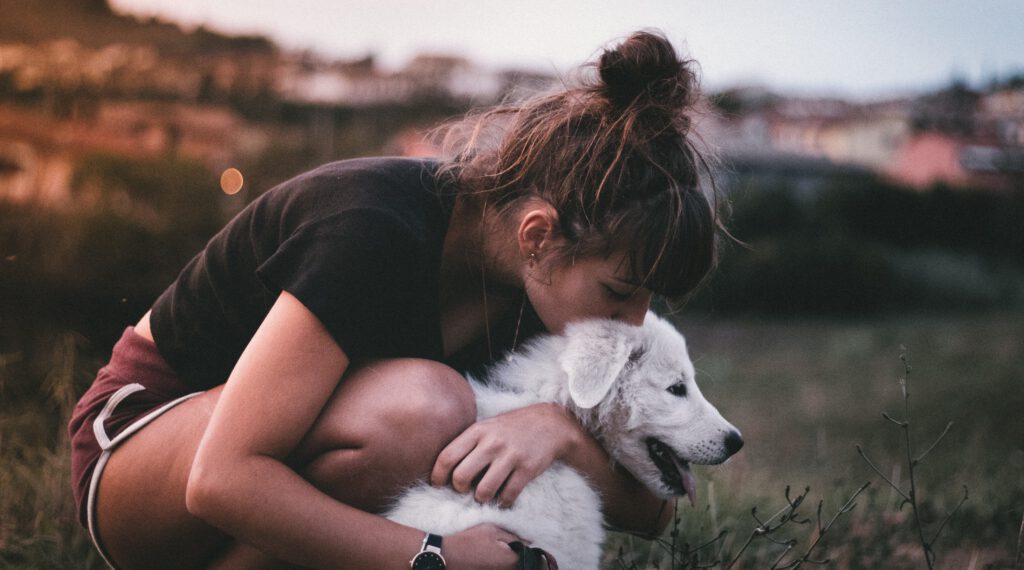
[693,174,1024,315]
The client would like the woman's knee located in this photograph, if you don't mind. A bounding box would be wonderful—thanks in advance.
[306,358,474,448]
[293,359,476,511]
[378,359,477,438]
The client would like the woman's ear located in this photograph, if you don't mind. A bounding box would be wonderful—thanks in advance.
[516,201,559,259]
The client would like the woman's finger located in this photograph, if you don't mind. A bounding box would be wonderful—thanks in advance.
[496,467,535,507]
[473,457,515,504]
[430,428,480,486]
[450,447,494,494]
[493,527,526,546]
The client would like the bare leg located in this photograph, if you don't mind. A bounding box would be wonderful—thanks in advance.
[95,358,475,569]
[292,359,477,512]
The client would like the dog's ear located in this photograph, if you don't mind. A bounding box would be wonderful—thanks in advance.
[561,321,633,409]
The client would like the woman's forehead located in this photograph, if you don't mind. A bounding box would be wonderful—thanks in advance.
[583,250,645,285]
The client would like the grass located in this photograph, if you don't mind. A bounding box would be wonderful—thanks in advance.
[1,312,1022,568]
[604,311,1024,569]
[0,329,104,569]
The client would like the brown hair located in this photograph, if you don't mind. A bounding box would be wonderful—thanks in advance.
[438,30,721,302]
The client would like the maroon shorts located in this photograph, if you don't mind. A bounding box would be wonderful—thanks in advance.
[68,327,200,529]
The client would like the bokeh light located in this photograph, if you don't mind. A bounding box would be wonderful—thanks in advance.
[220,167,244,195]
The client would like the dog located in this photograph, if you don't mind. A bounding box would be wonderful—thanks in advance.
[385,312,743,569]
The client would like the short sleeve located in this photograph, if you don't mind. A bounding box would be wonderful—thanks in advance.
[256,210,422,357]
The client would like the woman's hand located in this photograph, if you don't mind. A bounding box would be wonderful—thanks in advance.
[443,523,523,570]
[431,403,584,507]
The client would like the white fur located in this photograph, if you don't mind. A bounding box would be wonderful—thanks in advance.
[385,312,740,569]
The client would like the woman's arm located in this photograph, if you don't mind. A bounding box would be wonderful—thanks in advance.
[432,403,673,537]
[185,291,520,568]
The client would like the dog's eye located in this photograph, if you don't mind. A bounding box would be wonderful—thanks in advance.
[667,382,688,397]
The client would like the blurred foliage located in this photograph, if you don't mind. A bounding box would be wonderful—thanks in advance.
[3,149,1022,352]
[0,153,223,350]
[0,330,105,569]
[691,172,1024,315]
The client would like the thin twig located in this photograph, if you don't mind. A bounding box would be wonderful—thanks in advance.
[929,486,969,546]
[882,411,908,427]
[856,445,910,502]
[723,531,759,570]
[767,540,797,569]
[723,488,813,569]
[1015,512,1024,570]
[913,421,954,466]
[690,530,728,554]
[789,482,872,568]
[895,357,934,570]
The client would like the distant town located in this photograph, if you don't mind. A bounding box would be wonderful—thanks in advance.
[1,9,1022,210]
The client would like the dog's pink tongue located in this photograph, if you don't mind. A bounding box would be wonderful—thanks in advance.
[671,454,698,507]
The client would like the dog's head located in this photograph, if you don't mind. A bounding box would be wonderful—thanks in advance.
[559,313,742,504]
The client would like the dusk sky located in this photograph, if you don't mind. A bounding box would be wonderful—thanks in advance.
[108,0,1024,99]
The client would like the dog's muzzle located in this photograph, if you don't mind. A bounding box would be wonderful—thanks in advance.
[646,437,698,507]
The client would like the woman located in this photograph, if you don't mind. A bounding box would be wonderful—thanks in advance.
[69,30,720,569]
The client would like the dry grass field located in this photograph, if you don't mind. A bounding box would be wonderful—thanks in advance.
[607,311,1024,569]
[2,312,1022,568]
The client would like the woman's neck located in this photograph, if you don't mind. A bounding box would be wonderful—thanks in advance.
[442,198,521,292]
[438,198,523,356]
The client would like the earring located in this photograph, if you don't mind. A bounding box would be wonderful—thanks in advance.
[529,251,537,268]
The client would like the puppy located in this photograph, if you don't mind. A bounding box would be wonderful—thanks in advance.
[386,312,742,569]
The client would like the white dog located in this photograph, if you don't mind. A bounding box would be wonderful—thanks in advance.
[385,312,743,569]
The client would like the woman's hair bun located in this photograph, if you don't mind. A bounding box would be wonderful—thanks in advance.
[597,30,697,115]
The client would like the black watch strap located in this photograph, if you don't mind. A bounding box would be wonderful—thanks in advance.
[509,541,559,570]
[424,533,443,550]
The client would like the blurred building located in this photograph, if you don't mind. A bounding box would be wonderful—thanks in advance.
[3,18,1021,210]
[704,85,1024,192]
[887,86,1024,191]
[0,99,265,207]
[272,52,509,107]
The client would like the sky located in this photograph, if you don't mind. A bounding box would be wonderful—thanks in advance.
[108,0,1024,99]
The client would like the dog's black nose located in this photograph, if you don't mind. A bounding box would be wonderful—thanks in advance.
[724,430,744,456]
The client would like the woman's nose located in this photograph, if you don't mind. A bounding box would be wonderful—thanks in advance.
[613,295,650,326]
[615,309,646,326]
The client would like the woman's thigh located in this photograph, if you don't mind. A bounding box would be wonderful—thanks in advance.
[95,358,475,570]
[291,358,477,512]
[96,384,225,569]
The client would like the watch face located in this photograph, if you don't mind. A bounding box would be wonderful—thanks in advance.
[411,551,445,570]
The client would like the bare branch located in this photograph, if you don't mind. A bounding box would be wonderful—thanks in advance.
[882,411,908,427]
[1015,512,1024,570]
[856,445,910,501]
[913,422,954,466]
[929,486,969,546]
[785,482,872,568]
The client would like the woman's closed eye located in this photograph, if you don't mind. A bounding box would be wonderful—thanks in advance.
[603,284,632,302]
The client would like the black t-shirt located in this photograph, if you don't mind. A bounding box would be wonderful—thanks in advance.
[150,157,456,389]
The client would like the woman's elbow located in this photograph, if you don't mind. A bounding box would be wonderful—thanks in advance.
[185,461,224,522]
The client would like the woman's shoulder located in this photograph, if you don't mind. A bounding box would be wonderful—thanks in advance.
[252,156,449,232]
[272,156,441,201]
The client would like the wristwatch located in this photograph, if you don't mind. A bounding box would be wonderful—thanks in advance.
[409,533,445,569]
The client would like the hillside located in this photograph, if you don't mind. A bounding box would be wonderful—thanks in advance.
[1,0,276,56]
